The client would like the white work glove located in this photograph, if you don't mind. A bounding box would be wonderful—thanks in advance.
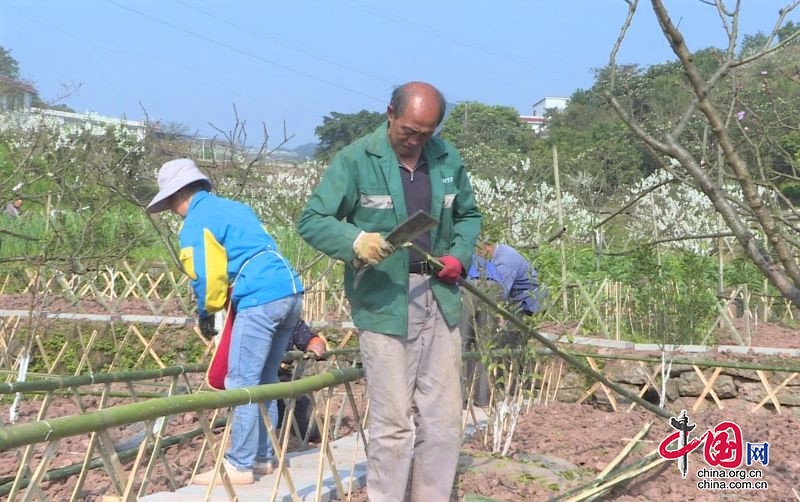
[353,231,394,266]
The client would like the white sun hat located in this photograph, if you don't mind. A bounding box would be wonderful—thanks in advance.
[146,158,212,213]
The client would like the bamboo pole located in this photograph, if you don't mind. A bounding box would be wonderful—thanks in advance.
[0,365,207,395]
[410,244,672,420]
[563,452,667,502]
[552,144,569,314]
[743,283,752,346]
[0,368,363,450]
[595,420,652,481]
[561,349,800,374]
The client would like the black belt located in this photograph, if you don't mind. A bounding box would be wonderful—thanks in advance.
[408,261,432,274]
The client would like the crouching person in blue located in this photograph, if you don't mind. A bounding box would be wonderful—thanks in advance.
[469,239,544,317]
[147,158,304,485]
[461,238,544,406]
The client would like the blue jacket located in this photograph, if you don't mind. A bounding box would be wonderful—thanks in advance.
[178,191,303,316]
[468,244,541,314]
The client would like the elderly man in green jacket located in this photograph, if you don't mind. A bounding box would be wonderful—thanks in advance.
[298,81,481,501]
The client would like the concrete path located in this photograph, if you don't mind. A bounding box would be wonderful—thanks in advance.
[136,406,582,501]
[139,432,367,502]
[140,407,492,502]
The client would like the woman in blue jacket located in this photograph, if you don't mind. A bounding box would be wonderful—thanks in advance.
[147,158,303,485]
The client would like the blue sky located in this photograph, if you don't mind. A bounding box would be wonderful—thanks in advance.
[1,1,797,147]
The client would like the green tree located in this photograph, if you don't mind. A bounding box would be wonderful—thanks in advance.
[440,102,535,156]
[0,46,20,79]
[739,32,770,58]
[544,86,651,196]
[314,110,385,163]
[438,102,537,179]
[777,20,799,44]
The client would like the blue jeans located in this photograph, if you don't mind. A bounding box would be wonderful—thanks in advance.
[224,293,302,470]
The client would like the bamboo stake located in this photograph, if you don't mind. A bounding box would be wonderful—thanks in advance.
[595,421,653,481]
[755,370,783,413]
[8,391,56,501]
[131,323,167,369]
[615,282,621,341]
[46,339,70,375]
[751,372,797,412]
[537,363,549,405]
[314,385,346,502]
[20,439,60,502]
[543,362,554,405]
[691,366,723,411]
[743,283,752,346]
[564,452,667,502]
[70,388,104,501]
[0,272,9,294]
[203,411,237,502]
[346,417,362,501]
[263,401,299,501]
[342,380,368,449]
[762,278,770,322]
[526,359,540,413]
[33,332,51,374]
[550,360,564,404]
[136,378,181,497]
[576,281,611,339]
[552,144,568,314]
[627,362,662,413]
[107,326,135,372]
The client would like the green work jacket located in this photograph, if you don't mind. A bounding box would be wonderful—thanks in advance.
[297,122,482,336]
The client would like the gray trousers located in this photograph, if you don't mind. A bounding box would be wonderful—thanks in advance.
[359,273,462,502]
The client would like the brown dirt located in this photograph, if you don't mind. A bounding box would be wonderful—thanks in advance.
[0,293,190,317]
[450,402,799,501]
[1,302,798,501]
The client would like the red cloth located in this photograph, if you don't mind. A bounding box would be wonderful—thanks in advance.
[206,299,234,390]
[436,255,463,283]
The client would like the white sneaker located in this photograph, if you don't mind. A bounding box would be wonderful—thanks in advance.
[192,459,254,485]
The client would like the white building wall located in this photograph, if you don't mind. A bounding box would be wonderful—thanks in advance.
[531,97,569,117]
[521,96,569,133]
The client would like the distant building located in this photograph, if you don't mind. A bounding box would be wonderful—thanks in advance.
[29,107,151,140]
[0,107,152,143]
[519,96,569,133]
[0,76,36,111]
[0,75,152,139]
